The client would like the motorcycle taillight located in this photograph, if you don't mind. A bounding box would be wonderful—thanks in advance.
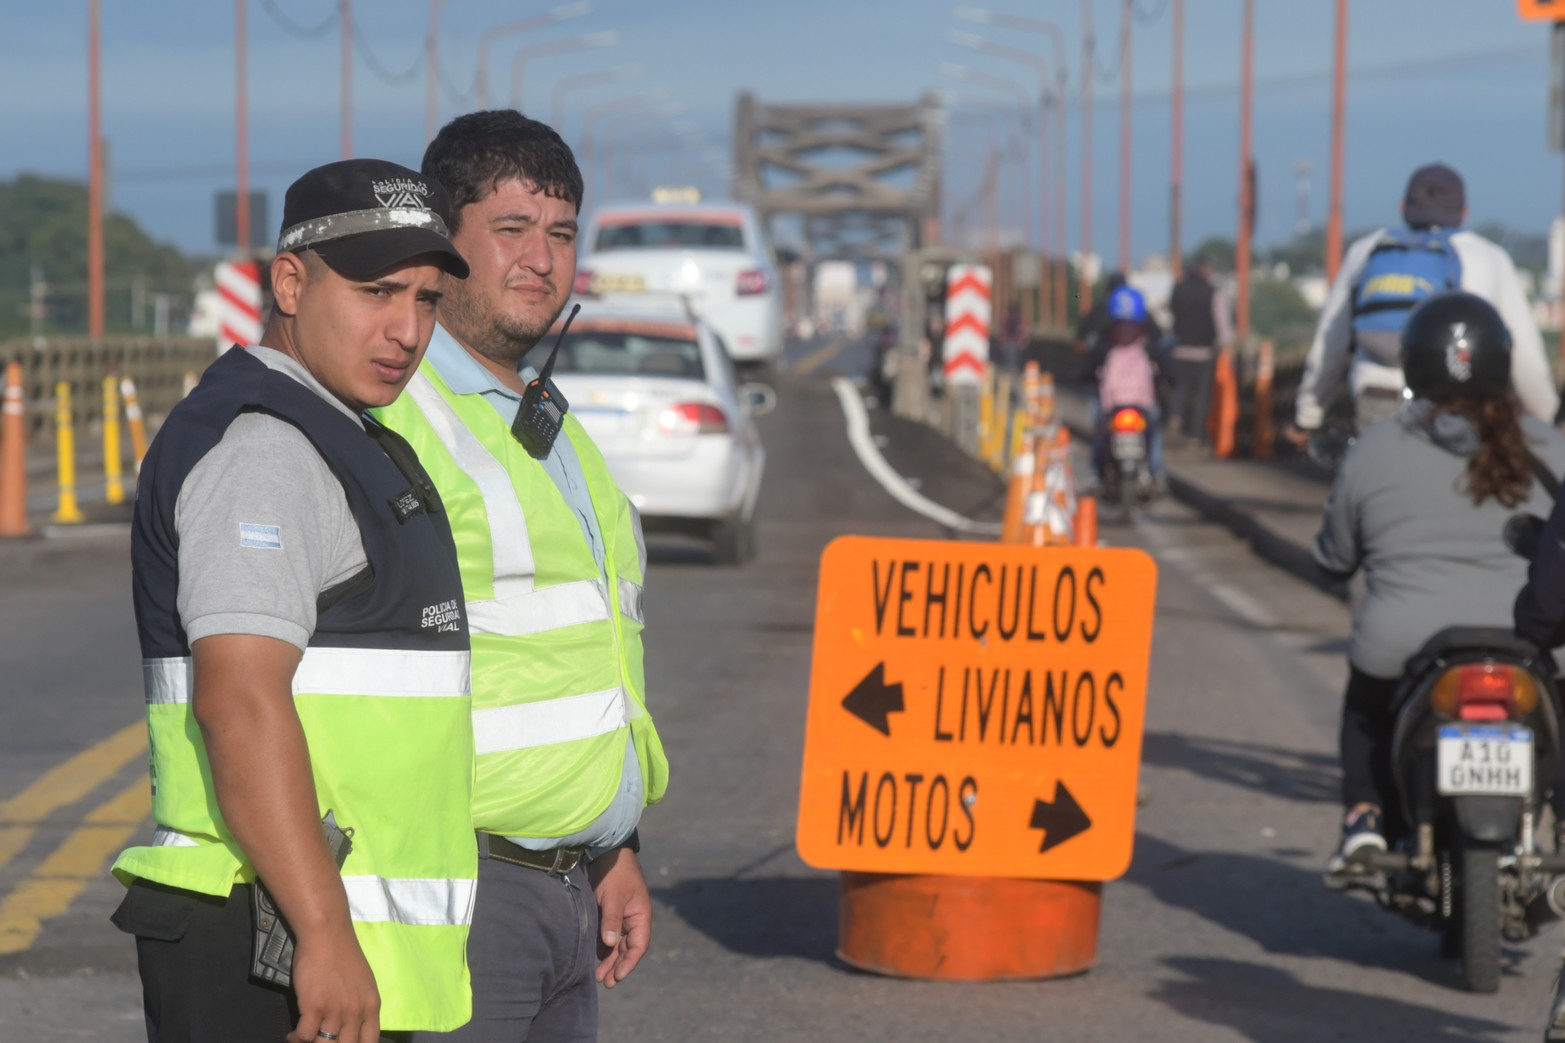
[1429,662,1539,721]
[1110,409,1146,433]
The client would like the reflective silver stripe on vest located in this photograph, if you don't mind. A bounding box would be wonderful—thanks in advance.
[144,658,195,705]
[151,826,200,847]
[466,578,611,637]
[617,577,644,625]
[472,687,629,755]
[142,649,469,704]
[405,372,537,599]
[341,874,476,927]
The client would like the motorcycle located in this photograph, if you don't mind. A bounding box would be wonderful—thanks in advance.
[1099,405,1151,523]
[1330,612,1565,993]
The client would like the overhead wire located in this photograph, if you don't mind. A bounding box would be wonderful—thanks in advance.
[258,0,337,39]
[353,22,424,86]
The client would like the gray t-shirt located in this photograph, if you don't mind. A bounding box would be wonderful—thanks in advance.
[1313,405,1565,678]
[175,346,369,650]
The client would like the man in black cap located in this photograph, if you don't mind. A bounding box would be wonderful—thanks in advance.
[110,159,479,1043]
[1290,162,1557,441]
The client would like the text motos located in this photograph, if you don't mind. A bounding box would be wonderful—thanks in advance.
[797,537,1158,880]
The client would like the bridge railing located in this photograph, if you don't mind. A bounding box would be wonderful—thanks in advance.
[0,337,215,446]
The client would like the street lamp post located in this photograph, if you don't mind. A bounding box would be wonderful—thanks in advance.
[1118,0,1132,274]
[425,0,469,143]
[1237,0,1255,342]
[475,1,590,110]
[947,30,1064,325]
[1326,0,1349,283]
[952,8,1071,325]
[549,64,640,131]
[510,31,618,111]
[88,0,103,340]
[340,0,352,159]
[940,66,1035,328]
[236,0,249,252]
[598,103,680,200]
[580,93,675,199]
[1171,0,1183,277]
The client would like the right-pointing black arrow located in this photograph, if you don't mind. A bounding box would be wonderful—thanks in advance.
[841,662,904,737]
[1029,781,1092,854]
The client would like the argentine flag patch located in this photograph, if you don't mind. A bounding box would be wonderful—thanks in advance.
[239,523,283,550]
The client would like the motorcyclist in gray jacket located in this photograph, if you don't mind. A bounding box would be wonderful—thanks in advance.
[1311,292,1565,876]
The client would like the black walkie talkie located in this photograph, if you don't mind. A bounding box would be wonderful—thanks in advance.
[511,303,580,459]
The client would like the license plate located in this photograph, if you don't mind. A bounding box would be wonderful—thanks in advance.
[1437,724,1532,796]
[1112,432,1145,459]
[591,273,647,293]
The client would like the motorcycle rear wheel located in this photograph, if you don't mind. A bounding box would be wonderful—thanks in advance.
[1460,844,1502,993]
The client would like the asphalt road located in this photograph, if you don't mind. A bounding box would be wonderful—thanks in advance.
[1,334,1559,1041]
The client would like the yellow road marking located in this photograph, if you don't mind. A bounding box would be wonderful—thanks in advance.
[0,776,150,955]
[793,338,848,376]
[0,720,146,874]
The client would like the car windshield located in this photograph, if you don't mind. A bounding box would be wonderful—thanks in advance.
[595,220,746,252]
[556,331,706,381]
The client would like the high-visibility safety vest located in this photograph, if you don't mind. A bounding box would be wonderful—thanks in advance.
[115,348,477,1032]
[376,363,669,839]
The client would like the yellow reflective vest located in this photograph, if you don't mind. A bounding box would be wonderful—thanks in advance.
[377,363,668,838]
[116,348,477,1032]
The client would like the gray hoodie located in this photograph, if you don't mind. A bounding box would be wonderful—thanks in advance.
[1312,403,1565,679]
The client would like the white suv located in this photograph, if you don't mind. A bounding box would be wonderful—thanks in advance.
[574,202,784,379]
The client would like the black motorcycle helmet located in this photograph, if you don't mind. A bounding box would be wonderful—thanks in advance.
[1399,291,1511,400]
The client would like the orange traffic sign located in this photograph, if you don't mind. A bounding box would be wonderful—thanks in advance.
[1520,0,1565,20]
[797,536,1158,881]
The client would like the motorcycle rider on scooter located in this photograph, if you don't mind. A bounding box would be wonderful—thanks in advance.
[1084,284,1169,493]
[1314,292,1565,881]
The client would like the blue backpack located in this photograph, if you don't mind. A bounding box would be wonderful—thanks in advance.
[1350,227,1461,366]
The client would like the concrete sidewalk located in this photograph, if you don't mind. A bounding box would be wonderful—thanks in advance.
[1053,388,1347,601]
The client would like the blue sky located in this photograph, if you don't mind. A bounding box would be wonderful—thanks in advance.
[0,0,1558,264]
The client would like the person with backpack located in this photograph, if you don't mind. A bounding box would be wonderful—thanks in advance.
[1084,284,1168,489]
[1289,164,1558,443]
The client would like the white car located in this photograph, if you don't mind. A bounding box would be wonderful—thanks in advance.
[551,304,773,565]
[574,202,784,378]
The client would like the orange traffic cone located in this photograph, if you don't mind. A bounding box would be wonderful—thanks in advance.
[0,361,28,537]
[1000,445,1034,544]
[1209,350,1238,459]
[1074,495,1098,548]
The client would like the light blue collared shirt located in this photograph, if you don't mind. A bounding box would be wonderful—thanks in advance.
[421,324,643,857]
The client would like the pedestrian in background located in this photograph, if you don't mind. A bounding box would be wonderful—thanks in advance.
[111,159,476,1042]
[377,110,669,1043]
[1166,259,1233,447]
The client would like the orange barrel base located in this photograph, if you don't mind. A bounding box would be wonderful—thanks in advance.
[837,871,1102,981]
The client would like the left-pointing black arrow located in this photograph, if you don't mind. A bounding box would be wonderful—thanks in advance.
[841,662,904,737]
[1029,781,1092,854]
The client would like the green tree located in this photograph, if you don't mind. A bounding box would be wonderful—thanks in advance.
[1249,275,1315,346]
[1187,236,1236,273]
[0,174,194,339]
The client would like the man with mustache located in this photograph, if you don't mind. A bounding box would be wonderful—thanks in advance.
[376,110,668,1042]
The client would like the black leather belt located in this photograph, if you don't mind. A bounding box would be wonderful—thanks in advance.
[479,832,585,875]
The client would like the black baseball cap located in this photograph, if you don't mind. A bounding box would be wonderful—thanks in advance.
[277,158,469,279]
[1403,163,1465,229]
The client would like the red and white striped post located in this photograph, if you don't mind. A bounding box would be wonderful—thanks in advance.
[942,264,993,385]
[215,261,262,353]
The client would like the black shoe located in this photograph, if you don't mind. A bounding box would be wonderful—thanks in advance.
[1326,808,1387,878]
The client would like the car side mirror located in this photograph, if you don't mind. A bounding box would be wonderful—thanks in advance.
[738,382,777,417]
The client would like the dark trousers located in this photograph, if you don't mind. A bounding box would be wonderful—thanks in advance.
[1339,666,1401,820]
[1168,352,1217,442]
[113,880,299,1043]
[411,855,598,1043]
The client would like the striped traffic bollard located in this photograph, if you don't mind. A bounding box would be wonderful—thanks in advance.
[120,376,149,473]
[102,376,124,505]
[53,382,84,524]
[0,361,29,537]
[215,260,262,353]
